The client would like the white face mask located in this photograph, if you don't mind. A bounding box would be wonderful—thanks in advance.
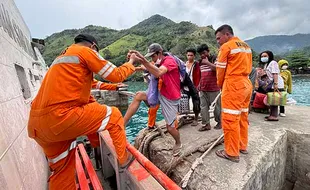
[282,65,288,70]
[261,57,269,63]
[155,58,161,65]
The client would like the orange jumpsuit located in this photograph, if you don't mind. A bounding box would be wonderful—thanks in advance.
[27,44,135,189]
[92,79,118,91]
[148,104,160,128]
[216,37,253,157]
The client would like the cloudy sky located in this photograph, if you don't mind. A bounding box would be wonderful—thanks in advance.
[14,0,310,40]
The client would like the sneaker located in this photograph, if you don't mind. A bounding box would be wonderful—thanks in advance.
[279,113,286,117]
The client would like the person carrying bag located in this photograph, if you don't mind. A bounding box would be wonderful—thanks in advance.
[267,89,287,106]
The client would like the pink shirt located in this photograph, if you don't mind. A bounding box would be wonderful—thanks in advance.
[159,56,181,100]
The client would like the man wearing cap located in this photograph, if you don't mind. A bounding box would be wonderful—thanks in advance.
[27,34,138,189]
[127,43,182,156]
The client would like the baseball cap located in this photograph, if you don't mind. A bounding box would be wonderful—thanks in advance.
[144,43,163,57]
[74,34,99,51]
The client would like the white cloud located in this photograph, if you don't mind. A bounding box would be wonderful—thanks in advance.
[14,0,310,40]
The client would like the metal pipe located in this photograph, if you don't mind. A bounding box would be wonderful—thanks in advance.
[126,143,181,190]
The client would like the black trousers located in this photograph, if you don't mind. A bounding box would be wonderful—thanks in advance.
[280,106,285,113]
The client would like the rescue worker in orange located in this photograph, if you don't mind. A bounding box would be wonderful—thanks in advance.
[214,25,253,163]
[27,34,138,189]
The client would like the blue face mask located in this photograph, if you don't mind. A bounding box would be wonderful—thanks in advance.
[261,57,268,63]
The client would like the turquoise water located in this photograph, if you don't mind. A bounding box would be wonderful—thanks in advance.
[123,76,310,142]
[122,82,164,143]
[290,75,310,106]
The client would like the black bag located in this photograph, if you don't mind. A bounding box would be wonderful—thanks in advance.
[181,73,201,114]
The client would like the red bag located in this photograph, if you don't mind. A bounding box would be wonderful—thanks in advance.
[253,92,268,109]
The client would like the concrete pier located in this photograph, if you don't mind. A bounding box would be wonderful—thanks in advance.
[140,105,310,190]
[91,89,130,110]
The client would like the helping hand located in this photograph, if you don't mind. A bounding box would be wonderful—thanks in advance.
[129,50,145,60]
[135,65,146,72]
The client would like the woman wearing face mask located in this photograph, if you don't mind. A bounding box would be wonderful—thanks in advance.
[278,59,293,117]
[259,50,284,121]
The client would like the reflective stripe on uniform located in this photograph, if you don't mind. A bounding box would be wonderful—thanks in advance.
[96,81,103,89]
[222,108,241,115]
[97,106,112,132]
[94,51,105,60]
[216,61,227,68]
[241,108,249,112]
[230,48,252,54]
[48,140,77,164]
[102,65,116,78]
[51,56,80,66]
[98,62,116,77]
[98,63,111,75]
[216,65,226,68]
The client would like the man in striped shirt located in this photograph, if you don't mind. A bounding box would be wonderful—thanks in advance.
[197,44,222,131]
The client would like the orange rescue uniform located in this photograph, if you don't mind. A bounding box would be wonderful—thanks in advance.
[27,44,135,189]
[92,79,118,91]
[216,37,253,157]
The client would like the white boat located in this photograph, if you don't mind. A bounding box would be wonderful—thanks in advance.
[0,0,48,189]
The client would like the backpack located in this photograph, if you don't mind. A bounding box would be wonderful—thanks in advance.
[163,52,199,100]
[164,52,186,82]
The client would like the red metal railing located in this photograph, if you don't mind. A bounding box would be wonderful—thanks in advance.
[76,144,103,190]
[126,143,181,190]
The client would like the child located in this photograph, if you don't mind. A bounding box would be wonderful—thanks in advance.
[278,59,293,117]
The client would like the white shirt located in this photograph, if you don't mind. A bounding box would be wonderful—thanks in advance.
[265,60,284,89]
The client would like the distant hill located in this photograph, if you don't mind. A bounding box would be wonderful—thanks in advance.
[245,33,310,55]
[42,14,218,67]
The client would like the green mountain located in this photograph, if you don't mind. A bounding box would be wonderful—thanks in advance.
[245,33,310,55]
[42,14,218,67]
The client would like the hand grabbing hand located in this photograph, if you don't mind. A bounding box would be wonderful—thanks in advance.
[135,65,146,71]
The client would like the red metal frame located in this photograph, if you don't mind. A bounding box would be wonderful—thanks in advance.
[75,149,90,190]
[76,144,103,190]
[126,143,181,190]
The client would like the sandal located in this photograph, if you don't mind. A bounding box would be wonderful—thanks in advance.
[198,124,211,131]
[240,150,248,154]
[264,116,279,121]
[214,123,222,130]
[191,120,198,126]
[215,150,240,163]
[172,144,183,156]
[120,153,135,169]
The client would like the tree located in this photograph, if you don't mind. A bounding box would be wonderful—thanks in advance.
[286,51,310,69]
[101,49,112,60]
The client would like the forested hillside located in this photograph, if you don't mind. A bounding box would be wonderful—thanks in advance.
[43,14,218,67]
